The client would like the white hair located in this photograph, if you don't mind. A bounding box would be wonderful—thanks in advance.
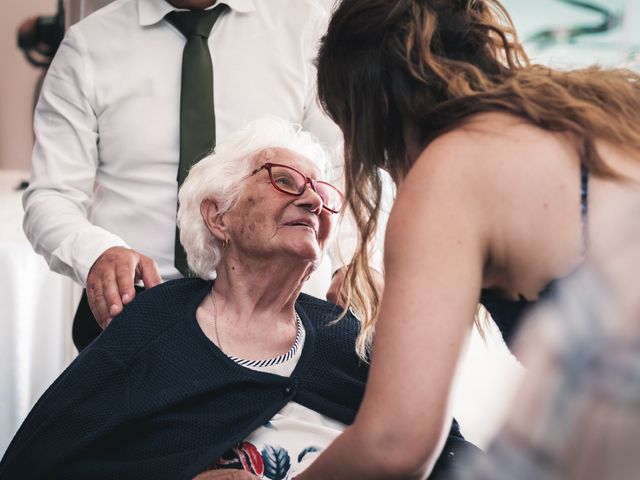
[177,116,332,279]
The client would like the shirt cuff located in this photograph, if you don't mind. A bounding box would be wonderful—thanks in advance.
[48,226,130,286]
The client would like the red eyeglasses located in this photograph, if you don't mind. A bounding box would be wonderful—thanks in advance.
[251,162,344,213]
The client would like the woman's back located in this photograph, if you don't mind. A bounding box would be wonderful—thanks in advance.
[413,111,640,343]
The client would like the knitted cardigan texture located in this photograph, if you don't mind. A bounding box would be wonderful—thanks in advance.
[0,279,369,480]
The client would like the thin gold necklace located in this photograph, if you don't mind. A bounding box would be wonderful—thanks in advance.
[210,288,298,354]
[211,289,222,349]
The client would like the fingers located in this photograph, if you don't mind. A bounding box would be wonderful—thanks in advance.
[87,282,114,330]
[137,255,162,290]
[115,261,136,305]
[326,266,385,308]
[192,470,260,480]
[326,293,338,305]
[86,247,142,329]
[326,283,340,305]
[326,267,347,306]
[103,266,125,319]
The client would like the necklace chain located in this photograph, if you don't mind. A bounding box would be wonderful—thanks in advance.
[210,288,298,354]
[211,289,222,350]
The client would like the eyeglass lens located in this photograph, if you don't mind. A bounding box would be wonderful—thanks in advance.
[269,165,342,212]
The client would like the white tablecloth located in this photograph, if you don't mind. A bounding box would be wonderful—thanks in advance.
[0,170,80,455]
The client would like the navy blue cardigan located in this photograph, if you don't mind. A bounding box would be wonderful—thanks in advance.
[0,278,470,480]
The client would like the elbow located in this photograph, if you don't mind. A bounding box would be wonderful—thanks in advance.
[355,422,444,480]
[384,439,440,480]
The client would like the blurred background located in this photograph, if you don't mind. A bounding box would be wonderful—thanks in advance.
[1,0,638,455]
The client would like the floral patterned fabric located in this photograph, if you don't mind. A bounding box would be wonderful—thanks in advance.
[207,324,346,479]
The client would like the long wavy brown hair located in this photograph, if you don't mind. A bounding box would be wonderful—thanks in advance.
[317,0,640,360]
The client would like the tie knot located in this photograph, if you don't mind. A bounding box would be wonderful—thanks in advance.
[166,5,228,39]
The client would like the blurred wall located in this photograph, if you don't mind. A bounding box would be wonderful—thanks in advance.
[0,0,56,171]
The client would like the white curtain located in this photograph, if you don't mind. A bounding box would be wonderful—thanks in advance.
[0,170,79,454]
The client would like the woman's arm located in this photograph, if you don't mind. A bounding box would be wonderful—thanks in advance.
[297,133,490,479]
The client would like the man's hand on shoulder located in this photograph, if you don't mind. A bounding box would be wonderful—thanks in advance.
[87,246,162,329]
[326,265,384,307]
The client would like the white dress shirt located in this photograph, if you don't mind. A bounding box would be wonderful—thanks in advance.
[23,0,362,289]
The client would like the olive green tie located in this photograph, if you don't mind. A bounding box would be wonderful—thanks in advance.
[166,6,228,276]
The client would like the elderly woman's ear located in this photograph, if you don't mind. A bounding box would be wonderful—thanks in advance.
[200,198,228,243]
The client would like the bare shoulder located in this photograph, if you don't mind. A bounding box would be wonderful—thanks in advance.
[389,112,585,290]
[418,112,575,179]
[403,112,581,213]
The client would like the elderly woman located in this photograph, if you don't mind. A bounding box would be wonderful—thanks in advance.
[0,118,474,480]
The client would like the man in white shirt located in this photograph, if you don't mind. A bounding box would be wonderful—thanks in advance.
[23,0,370,350]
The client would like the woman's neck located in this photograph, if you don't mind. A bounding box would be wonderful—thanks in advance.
[199,256,313,359]
[211,254,316,328]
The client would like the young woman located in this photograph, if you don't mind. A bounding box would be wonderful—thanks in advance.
[297,0,640,478]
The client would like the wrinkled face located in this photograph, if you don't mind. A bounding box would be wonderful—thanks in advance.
[225,148,335,265]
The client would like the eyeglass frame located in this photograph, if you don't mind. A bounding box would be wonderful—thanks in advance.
[250,162,344,214]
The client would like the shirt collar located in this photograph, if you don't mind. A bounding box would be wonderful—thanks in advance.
[138,0,256,27]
